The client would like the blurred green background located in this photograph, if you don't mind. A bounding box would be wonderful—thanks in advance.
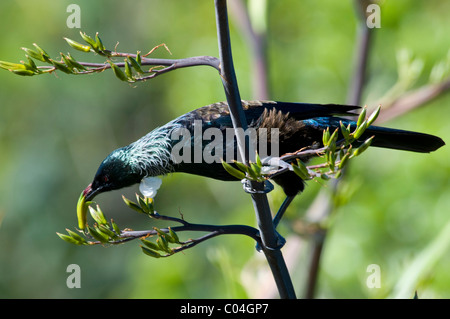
[0,0,449,298]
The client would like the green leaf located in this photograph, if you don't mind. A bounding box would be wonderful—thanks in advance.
[221,160,246,180]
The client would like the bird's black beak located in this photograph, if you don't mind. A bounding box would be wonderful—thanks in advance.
[83,183,102,202]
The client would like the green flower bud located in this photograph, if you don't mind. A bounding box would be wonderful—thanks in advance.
[97,224,117,239]
[136,51,142,64]
[122,195,145,214]
[111,219,121,236]
[292,159,310,180]
[357,107,367,127]
[88,206,103,225]
[322,127,330,146]
[353,136,374,157]
[340,121,351,141]
[76,192,88,230]
[32,43,50,62]
[87,225,109,243]
[352,120,367,140]
[0,61,26,71]
[50,59,72,74]
[57,232,83,245]
[11,69,35,76]
[95,32,106,51]
[108,61,128,82]
[221,160,246,180]
[141,239,160,251]
[127,56,143,73]
[65,228,87,244]
[367,105,381,127]
[66,53,87,71]
[124,60,133,80]
[338,151,350,169]
[79,31,98,50]
[157,236,172,254]
[141,245,161,258]
[168,227,180,244]
[64,37,91,53]
[21,47,46,62]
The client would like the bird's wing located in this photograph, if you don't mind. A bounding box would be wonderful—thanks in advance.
[191,100,360,129]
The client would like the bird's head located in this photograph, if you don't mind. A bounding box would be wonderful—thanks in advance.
[83,148,143,201]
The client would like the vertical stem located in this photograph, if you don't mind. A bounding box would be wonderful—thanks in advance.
[214,0,296,299]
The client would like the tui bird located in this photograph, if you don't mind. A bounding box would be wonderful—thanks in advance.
[82,100,445,202]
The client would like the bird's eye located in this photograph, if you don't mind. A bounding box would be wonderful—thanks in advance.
[103,175,109,183]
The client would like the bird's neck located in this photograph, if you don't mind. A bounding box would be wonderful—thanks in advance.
[127,121,183,177]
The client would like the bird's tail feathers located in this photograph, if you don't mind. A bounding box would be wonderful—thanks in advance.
[363,126,445,153]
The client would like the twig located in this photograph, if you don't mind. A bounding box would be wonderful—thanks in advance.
[376,78,450,123]
[120,223,261,243]
[228,0,269,99]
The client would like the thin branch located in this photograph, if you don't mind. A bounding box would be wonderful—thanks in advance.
[229,0,269,99]
[120,223,261,243]
[376,77,450,123]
